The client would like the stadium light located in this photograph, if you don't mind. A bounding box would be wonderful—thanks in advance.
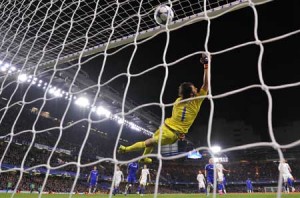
[211,145,221,154]
[75,97,90,107]
[0,65,8,72]
[10,66,16,71]
[53,89,62,97]
[117,118,124,124]
[96,106,111,118]
[129,122,141,131]
[14,72,153,135]
[17,74,28,82]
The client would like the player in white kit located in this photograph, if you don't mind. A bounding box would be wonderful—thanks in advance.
[138,165,151,196]
[216,162,229,194]
[278,159,295,193]
[197,170,206,193]
[113,165,124,195]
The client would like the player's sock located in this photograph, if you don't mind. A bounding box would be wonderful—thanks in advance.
[139,157,152,164]
[288,179,295,192]
[143,146,153,155]
[285,184,289,193]
[206,185,210,196]
[222,184,226,194]
[125,142,146,152]
[93,187,96,193]
[218,184,223,195]
[141,187,144,196]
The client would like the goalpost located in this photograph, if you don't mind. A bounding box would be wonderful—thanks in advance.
[0,0,299,198]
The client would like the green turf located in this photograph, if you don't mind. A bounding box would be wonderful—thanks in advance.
[0,193,299,198]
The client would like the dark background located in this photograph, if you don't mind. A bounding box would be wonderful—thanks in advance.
[80,0,300,149]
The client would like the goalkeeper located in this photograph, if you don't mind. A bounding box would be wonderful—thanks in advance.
[119,54,209,163]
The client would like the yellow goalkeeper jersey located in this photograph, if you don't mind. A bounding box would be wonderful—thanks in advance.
[164,88,207,134]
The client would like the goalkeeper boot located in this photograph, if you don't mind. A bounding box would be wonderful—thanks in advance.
[139,157,152,164]
[118,145,126,153]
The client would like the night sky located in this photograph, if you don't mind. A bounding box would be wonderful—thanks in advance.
[81,0,300,149]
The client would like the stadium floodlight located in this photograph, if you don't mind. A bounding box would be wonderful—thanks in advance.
[75,97,90,108]
[17,74,27,82]
[10,66,16,71]
[53,89,61,97]
[129,122,141,131]
[96,106,111,118]
[0,65,8,72]
[48,87,55,94]
[211,145,222,154]
[117,118,124,124]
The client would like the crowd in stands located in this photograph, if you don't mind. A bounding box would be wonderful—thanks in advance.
[0,146,299,194]
[0,104,299,194]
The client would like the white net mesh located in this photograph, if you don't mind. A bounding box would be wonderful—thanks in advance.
[0,0,299,197]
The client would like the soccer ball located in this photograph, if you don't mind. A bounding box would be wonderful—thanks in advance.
[154,5,174,25]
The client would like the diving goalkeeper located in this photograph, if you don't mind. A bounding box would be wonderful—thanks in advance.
[118,54,209,163]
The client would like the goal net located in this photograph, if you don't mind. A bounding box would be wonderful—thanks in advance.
[0,0,299,197]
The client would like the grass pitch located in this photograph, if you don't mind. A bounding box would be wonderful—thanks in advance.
[0,193,299,198]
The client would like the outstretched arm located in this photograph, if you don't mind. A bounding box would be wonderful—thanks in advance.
[200,53,209,92]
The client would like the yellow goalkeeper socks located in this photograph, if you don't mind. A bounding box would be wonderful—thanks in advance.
[125,141,146,152]
[143,146,153,155]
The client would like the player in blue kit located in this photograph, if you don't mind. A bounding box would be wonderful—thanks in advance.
[125,162,139,195]
[246,178,253,193]
[87,166,99,194]
[205,158,214,196]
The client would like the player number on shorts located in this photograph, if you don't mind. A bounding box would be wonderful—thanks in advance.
[181,106,187,121]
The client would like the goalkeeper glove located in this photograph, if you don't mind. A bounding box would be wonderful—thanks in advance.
[200,53,208,65]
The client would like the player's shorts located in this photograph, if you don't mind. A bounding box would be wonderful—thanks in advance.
[127,175,136,184]
[114,179,121,187]
[282,173,293,182]
[140,179,147,186]
[89,180,97,187]
[207,176,214,185]
[153,124,179,145]
[198,182,205,189]
[217,172,224,182]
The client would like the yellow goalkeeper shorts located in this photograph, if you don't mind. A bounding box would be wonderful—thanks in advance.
[153,124,178,145]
